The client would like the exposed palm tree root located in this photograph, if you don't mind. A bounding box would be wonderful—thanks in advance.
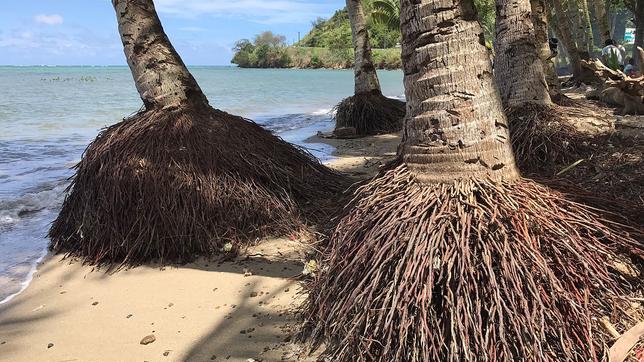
[508,103,603,174]
[537,178,643,229]
[302,163,643,362]
[552,92,579,107]
[333,92,405,136]
[49,105,348,265]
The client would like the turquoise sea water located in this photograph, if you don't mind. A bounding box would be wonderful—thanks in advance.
[0,66,404,303]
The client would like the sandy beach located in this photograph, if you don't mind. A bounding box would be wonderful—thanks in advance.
[0,133,400,362]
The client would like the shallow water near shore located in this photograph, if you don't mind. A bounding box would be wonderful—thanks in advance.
[0,66,404,303]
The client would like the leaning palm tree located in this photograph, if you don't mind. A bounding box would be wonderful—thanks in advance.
[49,0,345,265]
[332,0,405,136]
[301,0,642,360]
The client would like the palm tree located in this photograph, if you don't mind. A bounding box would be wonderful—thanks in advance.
[496,0,588,171]
[494,0,551,108]
[552,0,585,76]
[369,0,400,31]
[495,0,597,171]
[591,0,611,41]
[579,0,595,55]
[49,0,345,264]
[531,0,562,98]
[301,0,642,360]
[332,0,405,136]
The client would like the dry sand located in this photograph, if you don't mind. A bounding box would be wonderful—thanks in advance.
[0,133,400,362]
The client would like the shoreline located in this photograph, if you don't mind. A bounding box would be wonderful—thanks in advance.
[0,248,48,305]
[0,109,335,306]
[0,131,401,362]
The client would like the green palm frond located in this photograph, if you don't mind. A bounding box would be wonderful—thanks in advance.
[370,0,400,31]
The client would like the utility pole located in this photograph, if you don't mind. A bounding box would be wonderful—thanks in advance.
[298,32,300,45]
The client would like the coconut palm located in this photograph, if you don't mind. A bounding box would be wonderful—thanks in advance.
[495,0,594,170]
[369,0,400,31]
[531,0,562,98]
[550,0,598,82]
[495,0,552,108]
[579,0,595,55]
[591,0,611,41]
[301,0,642,360]
[49,0,345,264]
[332,0,405,137]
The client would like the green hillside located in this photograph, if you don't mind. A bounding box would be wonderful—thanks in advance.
[231,0,495,69]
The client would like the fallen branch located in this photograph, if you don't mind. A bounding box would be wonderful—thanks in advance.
[609,321,644,362]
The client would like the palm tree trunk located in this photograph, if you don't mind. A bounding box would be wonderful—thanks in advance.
[553,0,585,78]
[580,0,595,54]
[301,1,642,361]
[569,0,592,58]
[331,0,405,136]
[591,0,611,41]
[532,0,562,96]
[50,0,346,265]
[400,0,519,182]
[495,0,552,107]
[347,0,381,95]
[113,0,209,110]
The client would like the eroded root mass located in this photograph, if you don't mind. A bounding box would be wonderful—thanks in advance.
[507,103,590,173]
[302,163,643,362]
[49,105,347,265]
[333,92,405,136]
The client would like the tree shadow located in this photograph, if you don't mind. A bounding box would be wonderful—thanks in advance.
[304,132,401,179]
[0,255,85,356]
[182,278,305,361]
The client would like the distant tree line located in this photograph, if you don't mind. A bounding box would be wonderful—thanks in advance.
[231,31,291,68]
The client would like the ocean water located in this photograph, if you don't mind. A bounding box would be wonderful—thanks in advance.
[0,66,404,303]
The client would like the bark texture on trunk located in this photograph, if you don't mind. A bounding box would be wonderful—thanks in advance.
[347,0,381,95]
[570,0,592,58]
[592,0,611,41]
[532,0,562,95]
[553,0,585,77]
[400,0,519,183]
[495,0,552,106]
[112,0,209,110]
[580,0,595,54]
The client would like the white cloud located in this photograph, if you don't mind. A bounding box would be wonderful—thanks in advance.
[155,0,335,24]
[34,14,64,25]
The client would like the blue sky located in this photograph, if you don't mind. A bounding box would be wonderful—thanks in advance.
[0,0,345,65]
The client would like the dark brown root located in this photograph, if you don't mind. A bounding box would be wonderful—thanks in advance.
[557,134,644,209]
[539,178,644,228]
[333,92,405,136]
[301,163,643,362]
[552,92,579,107]
[49,105,348,265]
[508,103,597,174]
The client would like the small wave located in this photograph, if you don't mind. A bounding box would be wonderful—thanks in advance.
[0,182,67,229]
[259,110,333,134]
[310,107,333,116]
